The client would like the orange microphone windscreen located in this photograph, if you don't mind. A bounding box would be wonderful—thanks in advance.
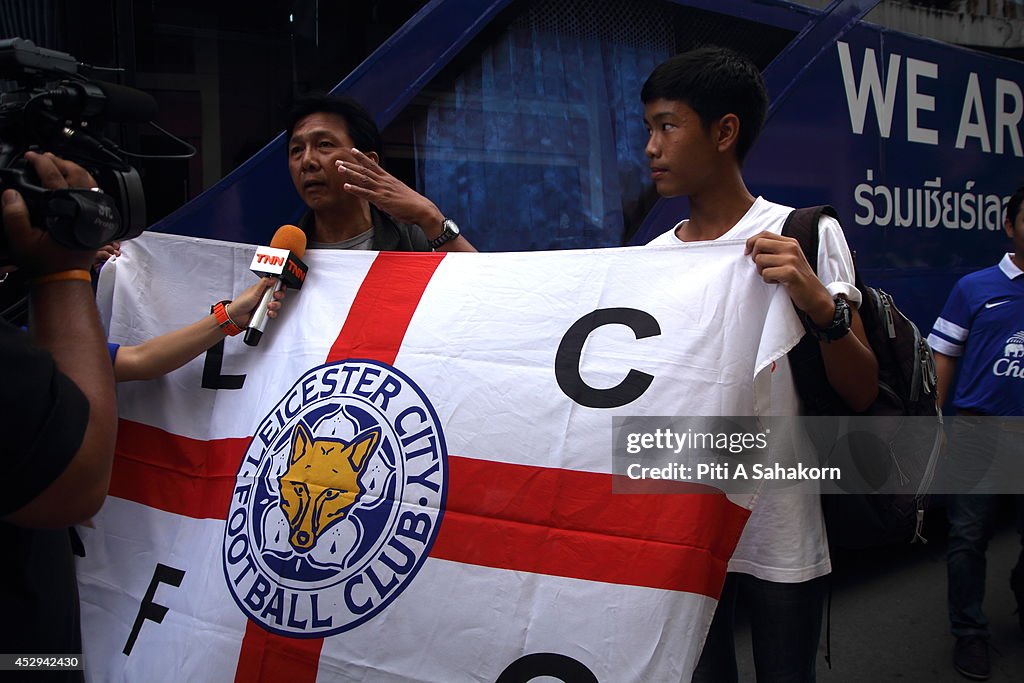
[269,224,307,258]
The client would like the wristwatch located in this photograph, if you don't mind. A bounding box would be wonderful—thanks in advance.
[800,295,851,343]
[428,217,461,249]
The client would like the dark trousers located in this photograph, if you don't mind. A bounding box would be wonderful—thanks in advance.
[692,573,826,683]
[944,415,1024,639]
[947,493,1024,638]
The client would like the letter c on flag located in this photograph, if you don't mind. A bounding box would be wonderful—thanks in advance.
[496,652,598,683]
[555,307,660,409]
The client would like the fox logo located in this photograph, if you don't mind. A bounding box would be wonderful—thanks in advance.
[279,423,381,551]
[225,360,447,637]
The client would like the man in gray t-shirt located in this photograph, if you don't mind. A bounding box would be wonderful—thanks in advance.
[286,94,475,253]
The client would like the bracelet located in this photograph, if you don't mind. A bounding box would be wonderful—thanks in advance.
[213,299,244,336]
[31,269,92,285]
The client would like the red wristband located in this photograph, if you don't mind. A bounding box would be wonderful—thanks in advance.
[213,300,243,336]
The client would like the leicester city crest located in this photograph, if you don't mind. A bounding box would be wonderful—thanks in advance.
[222,360,447,637]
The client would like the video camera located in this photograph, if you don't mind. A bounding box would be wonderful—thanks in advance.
[0,37,155,256]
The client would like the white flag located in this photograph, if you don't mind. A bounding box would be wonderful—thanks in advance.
[80,232,803,682]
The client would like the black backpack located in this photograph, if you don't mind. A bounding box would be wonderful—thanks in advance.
[782,206,942,549]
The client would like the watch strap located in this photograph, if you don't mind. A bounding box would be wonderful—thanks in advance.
[800,296,851,343]
[213,299,244,336]
[428,218,460,249]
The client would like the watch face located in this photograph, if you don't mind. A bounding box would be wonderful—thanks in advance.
[801,296,852,342]
[825,297,852,341]
[429,218,460,249]
[836,297,851,326]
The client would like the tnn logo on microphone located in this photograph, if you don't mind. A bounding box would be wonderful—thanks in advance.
[256,253,285,267]
[250,246,291,276]
[285,258,306,283]
[249,246,308,288]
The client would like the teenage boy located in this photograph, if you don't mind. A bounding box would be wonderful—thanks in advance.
[641,47,878,682]
[927,185,1024,680]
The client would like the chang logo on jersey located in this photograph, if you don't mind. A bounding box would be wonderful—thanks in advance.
[222,360,447,637]
[993,331,1024,379]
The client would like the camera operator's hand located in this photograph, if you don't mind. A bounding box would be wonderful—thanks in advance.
[1,151,117,529]
[1,152,99,276]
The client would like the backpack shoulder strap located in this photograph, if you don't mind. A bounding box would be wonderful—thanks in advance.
[782,205,849,416]
[781,205,839,277]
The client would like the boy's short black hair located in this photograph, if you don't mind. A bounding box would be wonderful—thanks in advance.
[641,47,768,163]
[1007,185,1024,227]
[285,94,382,156]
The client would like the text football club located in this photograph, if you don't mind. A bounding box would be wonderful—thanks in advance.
[222,360,448,637]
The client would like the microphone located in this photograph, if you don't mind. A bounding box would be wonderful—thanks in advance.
[244,225,308,347]
[46,79,158,123]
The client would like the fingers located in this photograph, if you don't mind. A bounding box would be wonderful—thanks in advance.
[336,148,383,180]
[757,265,792,285]
[251,277,276,300]
[752,252,798,285]
[750,253,790,274]
[746,233,807,287]
[336,159,380,199]
[26,151,68,190]
[223,278,271,326]
[2,163,99,273]
[335,159,360,176]
[2,189,31,238]
[337,156,434,226]
[341,182,374,200]
[752,253,817,291]
[748,235,795,265]
[26,151,99,190]
[218,278,286,325]
[43,152,98,188]
[95,242,122,263]
[744,231,792,256]
[349,147,380,169]
[746,234,810,278]
[748,237,831,315]
[265,282,288,319]
[336,160,376,185]
[236,277,270,306]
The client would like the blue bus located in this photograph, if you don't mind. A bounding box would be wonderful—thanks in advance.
[153,0,1024,332]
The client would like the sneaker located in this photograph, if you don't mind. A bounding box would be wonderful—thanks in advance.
[954,636,991,680]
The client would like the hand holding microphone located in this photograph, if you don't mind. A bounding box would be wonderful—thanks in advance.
[244,225,308,346]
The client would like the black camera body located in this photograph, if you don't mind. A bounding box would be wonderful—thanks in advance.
[0,38,153,254]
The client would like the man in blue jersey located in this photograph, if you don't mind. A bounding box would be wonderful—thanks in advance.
[927,185,1024,681]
